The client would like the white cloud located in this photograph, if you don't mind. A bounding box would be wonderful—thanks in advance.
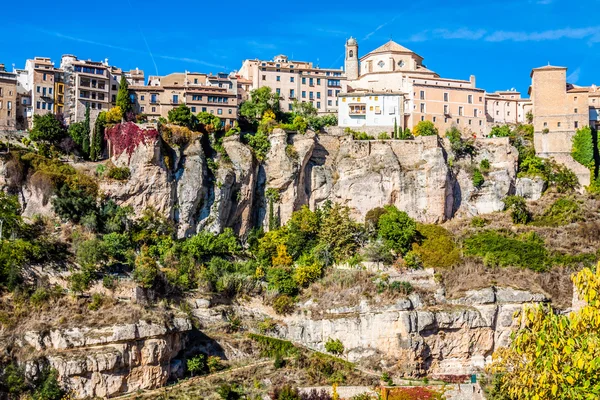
[362,14,401,41]
[485,27,600,42]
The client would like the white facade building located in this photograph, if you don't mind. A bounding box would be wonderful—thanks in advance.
[338,92,404,128]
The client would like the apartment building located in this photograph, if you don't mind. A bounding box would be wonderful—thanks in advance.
[485,90,532,127]
[0,64,17,131]
[23,57,60,118]
[238,54,346,114]
[14,68,32,130]
[340,38,487,136]
[131,71,239,127]
[60,55,112,124]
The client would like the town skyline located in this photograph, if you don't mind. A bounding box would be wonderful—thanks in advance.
[2,0,599,95]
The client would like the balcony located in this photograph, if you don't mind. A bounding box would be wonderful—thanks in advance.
[349,104,366,115]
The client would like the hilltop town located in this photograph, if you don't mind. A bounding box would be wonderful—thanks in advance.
[1,38,600,400]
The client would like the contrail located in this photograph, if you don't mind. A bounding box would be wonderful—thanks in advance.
[362,14,401,42]
[126,0,159,75]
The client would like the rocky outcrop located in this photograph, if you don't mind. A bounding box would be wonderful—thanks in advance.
[515,176,547,200]
[277,286,546,377]
[21,319,192,399]
[99,125,519,232]
[452,138,518,217]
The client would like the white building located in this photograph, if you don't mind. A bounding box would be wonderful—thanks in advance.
[338,91,403,129]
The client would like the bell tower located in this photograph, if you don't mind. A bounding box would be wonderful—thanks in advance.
[345,37,359,81]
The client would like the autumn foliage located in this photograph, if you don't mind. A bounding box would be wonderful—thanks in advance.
[104,122,159,159]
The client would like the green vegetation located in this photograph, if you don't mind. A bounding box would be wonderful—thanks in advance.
[571,126,594,168]
[344,127,374,140]
[324,338,344,355]
[534,197,582,226]
[106,166,131,181]
[446,126,475,158]
[0,365,65,400]
[116,75,133,116]
[377,205,417,255]
[413,120,438,136]
[240,87,281,124]
[503,195,531,224]
[412,224,460,269]
[30,114,66,144]
[472,168,485,188]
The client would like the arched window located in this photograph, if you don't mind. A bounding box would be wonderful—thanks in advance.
[349,50,354,58]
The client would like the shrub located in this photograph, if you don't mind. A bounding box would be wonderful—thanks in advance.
[207,355,223,373]
[490,125,512,138]
[217,384,244,400]
[378,132,391,140]
[471,216,489,227]
[377,205,417,255]
[324,338,344,355]
[503,195,530,224]
[446,126,475,158]
[571,126,594,167]
[30,114,66,143]
[187,354,206,376]
[247,333,298,358]
[402,251,422,269]
[294,262,323,287]
[133,250,159,289]
[102,275,117,290]
[480,158,491,172]
[105,106,123,124]
[273,385,301,400]
[464,230,549,271]
[381,372,394,386]
[472,168,485,188]
[413,120,438,136]
[31,368,65,400]
[285,144,298,159]
[534,197,582,226]
[273,294,296,315]
[106,166,131,181]
[88,293,104,311]
[246,131,271,161]
[388,281,414,295]
[412,224,460,268]
[258,318,278,334]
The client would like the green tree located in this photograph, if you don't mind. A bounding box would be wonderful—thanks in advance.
[91,111,106,161]
[168,104,198,130]
[187,354,206,376]
[32,368,65,400]
[318,203,363,262]
[472,168,485,188]
[197,111,221,132]
[488,265,600,399]
[504,195,531,224]
[116,75,132,115]
[571,126,594,167]
[240,87,281,123]
[377,205,417,255]
[446,126,475,158]
[292,100,318,118]
[413,120,438,137]
[217,384,244,400]
[490,125,512,138]
[133,248,159,289]
[247,132,271,162]
[325,338,345,355]
[82,104,91,156]
[30,113,66,143]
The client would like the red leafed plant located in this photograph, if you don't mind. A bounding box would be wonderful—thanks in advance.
[105,122,159,159]
[386,387,445,400]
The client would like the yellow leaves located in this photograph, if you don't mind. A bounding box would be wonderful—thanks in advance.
[566,376,575,385]
[272,244,292,268]
[552,384,558,396]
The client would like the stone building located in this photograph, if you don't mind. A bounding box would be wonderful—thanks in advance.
[485,89,532,127]
[529,65,592,186]
[0,64,18,131]
[339,38,487,136]
[60,55,114,124]
[23,57,61,118]
[130,71,239,127]
[237,54,346,114]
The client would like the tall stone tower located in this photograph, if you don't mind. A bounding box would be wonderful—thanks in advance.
[345,37,359,81]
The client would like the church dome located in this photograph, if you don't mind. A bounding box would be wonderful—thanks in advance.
[347,37,357,46]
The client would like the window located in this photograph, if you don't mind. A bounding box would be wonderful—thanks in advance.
[456,118,460,124]
[290,77,294,83]
[173,95,179,104]
[290,89,295,98]
[317,101,321,108]
[328,100,332,106]
[575,121,579,128]
[192,95,202,101]
[229,109,232,114]
[469,120,472,125]
[574,97,578,101]
[302,91,306,98]
[218,109,223,115]
[468,95,473,104]
[420,103,425,113]
[544,122,548,127]
[36,101,40,109]
[141,106,145,112]
[151,94,158,103]
[152,107,156,112]
[575,108,578,113]
[328,90,333,96]
[301,77,306,84]
[202,107,207,112]
[112,85,117,91]
[444,105,449,114]
[7,101,12,110]
[194,78,198,84]
[496,110,499,116]
[309,78,314,86]
[276,76,280,82]
[317,92,321,99]
[420,91,425,100]
[444,92,449,102]
[276,88,281,95]
[42,103,46,110]
[433,117,436,122]
[288,104,293,111]
[191,107,196,112]
[507,111,511,116]
[421,116,425,121]
[349,50,353,58]
[557,122,561,127]
[458,106,463,116]
[479,97,483,102]
[317,78,321,85]
[141,95,145,101]
[262,75,266,81]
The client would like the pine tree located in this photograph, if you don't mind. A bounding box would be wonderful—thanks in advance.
[116,76,132,116]
[91,112,106,161]
[393,118,398,139]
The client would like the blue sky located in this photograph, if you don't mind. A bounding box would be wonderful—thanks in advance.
[1,0,598,95]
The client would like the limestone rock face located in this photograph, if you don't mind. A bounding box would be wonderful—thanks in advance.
[452,138,518,217]
[515,176,547,200]
[22,319,192,399]
[278,287,546,377]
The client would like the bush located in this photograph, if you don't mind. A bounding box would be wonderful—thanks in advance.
[381,371,394,386]
[388,281,414,295]
[294,262,323,287]
[464,230,549,271]
[503,195,530,224]
[378,132,391,140]
[534,197,582,226]
[480,158,490,172]
[490,125,512,138]
[246,131,271,161]
[413,120,438,136]
[324,338,344,355]
[571,126,594,167]
[412,224,460,269]
[273,385,301,400]
[446,126,475,158]
[207,355,223,373]
[105,106,123,124]
[106,166,131,181]
[471,216,489,228]
[377,205,417,255]
[217,384,244,400]
[88,293,104,311]
[187,354,206,376]
[273,294,296,315]
[472,168,485,188]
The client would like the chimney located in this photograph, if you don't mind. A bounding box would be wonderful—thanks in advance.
[469,75,476,87]
[0,64,5,71]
